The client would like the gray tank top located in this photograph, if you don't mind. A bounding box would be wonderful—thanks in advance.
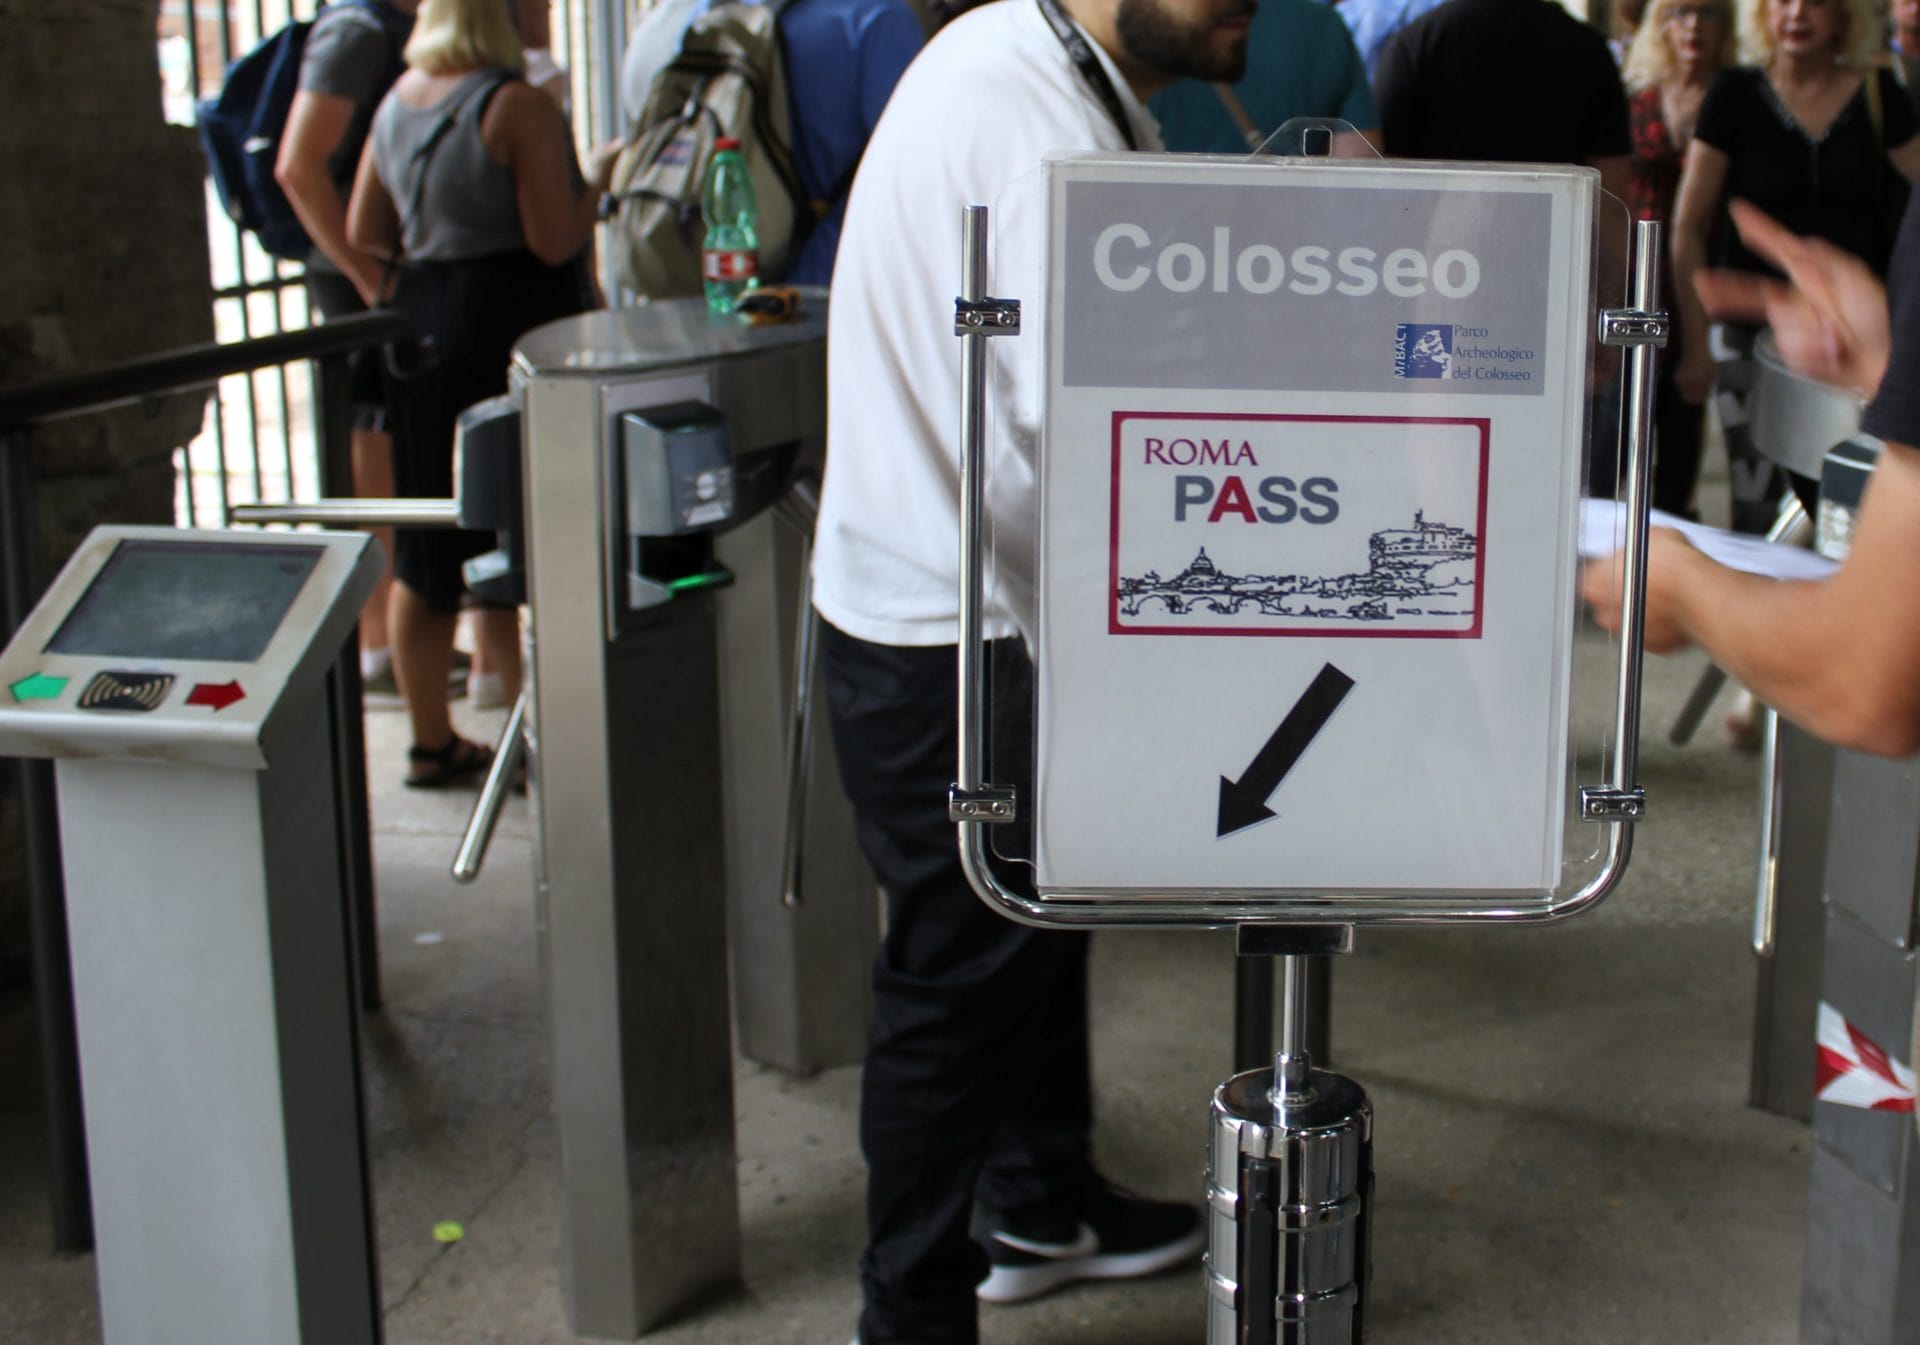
[371,68,525,262]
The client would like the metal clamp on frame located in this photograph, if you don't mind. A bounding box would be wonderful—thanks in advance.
[954,297,1022,336]
[949,785,1016,824]
[1598,310,1670,348]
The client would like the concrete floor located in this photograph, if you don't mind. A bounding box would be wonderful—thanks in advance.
[0,506,1813,1344]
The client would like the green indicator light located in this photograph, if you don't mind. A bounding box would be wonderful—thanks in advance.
[10,673,68,702]
[666,568,734,594]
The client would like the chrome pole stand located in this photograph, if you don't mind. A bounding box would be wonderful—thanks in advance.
[1209,926,1370,1345]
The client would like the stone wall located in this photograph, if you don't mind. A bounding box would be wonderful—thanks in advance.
[0,0,213,986]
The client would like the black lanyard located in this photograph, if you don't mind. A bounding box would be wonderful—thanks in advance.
[1034,0,1139,151]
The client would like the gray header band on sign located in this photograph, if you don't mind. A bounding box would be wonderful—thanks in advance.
[1059,179,1554,396]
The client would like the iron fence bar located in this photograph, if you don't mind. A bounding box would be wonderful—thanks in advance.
[0,311,408,430]
[271,291,299,504]
[1,428,91,1255]
[211,273,311,303]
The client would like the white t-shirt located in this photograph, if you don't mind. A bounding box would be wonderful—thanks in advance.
[810,0,1162,648]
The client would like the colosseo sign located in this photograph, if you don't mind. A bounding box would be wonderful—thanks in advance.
[1031,156,1597,900]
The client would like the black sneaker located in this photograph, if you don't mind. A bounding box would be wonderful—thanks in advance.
[974,1181,1205,1304]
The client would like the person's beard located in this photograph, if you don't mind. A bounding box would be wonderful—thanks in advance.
[1114,0,1254,83]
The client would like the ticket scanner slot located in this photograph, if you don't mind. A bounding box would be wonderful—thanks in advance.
[619,401,737,612]
[615,402,809,614]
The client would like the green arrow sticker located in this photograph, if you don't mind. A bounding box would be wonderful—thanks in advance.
[10,673,68,702]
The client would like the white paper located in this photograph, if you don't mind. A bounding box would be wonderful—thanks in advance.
[1577,499,1837,582]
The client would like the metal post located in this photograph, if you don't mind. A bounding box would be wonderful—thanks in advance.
[1211,928,1368,1345]
[1272,953,1311,1104]
[312,359,382,1013]
[1,428,92,1253]
[1610,219,1664,800]
[956,206,991,805]
[1236,955,1332,1073]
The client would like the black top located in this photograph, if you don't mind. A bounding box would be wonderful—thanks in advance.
[1863,193,1920,446]
[1375,0,1629,164]
[1694,66,1916,278]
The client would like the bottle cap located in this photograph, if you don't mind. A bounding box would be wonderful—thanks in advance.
[714,136,742,151]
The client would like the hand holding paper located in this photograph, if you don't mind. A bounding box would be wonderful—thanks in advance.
[1577,499,1836,656]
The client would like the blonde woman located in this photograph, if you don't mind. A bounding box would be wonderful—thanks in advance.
[1622,0,1736,515]
[348,0,616,786]
[1671,0,1920,418]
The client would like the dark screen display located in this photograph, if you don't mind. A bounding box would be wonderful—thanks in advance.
[46,540,321,663]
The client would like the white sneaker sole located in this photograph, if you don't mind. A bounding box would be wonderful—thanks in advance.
[975,1224,1206,1304]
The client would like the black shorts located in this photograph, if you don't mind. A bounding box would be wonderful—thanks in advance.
[306,270,389,432]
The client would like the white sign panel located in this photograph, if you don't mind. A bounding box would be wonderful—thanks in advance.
[1034,156,1594,899]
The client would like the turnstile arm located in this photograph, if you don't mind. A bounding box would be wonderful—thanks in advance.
[451,689,528,884]
[230,498,460,528]
[776,479,822,909]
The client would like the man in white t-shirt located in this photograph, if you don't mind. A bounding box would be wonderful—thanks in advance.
[811,0,1254,1339]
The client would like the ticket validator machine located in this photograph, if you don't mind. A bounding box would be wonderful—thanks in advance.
[0,525,382,1344]
[954,146,1659,1342]
[511,300,876,1336]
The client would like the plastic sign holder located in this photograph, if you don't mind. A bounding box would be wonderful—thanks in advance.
[949,154,1664,1344]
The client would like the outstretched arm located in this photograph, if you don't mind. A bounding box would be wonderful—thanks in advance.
[1582,440,1920,755]
[1583,203,1918,755]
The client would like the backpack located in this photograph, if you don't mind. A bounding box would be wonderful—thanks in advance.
[196,0,411,262]
[605,0,809,299]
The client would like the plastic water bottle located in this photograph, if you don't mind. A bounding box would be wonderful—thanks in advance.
[701,137,759,316]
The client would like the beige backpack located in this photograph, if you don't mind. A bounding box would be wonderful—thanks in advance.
[606,0,807,299]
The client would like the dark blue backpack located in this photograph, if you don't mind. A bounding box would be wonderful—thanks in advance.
[196,1,411,262]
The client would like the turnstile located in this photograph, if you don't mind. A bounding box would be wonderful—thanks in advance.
[1744,333,1864,1121]
[0,525,382,1344]
[511,298,876,1336]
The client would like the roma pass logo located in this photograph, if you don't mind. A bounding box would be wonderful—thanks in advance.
[1395,324,1454,380]
[1106,412,1490,639]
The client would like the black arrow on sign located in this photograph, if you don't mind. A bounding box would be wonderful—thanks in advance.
[1217,662,1356,838]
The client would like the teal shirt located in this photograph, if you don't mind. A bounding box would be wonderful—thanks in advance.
[1149,0,1378,154]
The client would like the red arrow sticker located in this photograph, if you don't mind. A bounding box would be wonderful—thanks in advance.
[186,681,246,712]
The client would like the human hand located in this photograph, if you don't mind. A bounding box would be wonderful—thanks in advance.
[585,138,623,197]
[1675,345,1716,404]
[1579,527,1701,654]
[1694,200,1891,399]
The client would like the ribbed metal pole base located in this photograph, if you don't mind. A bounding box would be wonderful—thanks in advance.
[1206,1067,1372,1345]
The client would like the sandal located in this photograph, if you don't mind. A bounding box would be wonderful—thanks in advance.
[405,736,494,789]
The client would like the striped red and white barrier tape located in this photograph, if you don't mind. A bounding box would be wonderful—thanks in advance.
[1816,1002,1917,1113]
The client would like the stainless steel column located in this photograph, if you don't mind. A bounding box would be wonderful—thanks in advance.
[515,303,842,1334]
[1209,945,1371,1345]
[1803,748,1920,1345]
[1750,717,1833,1120]
[714,475,877,1075]
[522,356,736,1335]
